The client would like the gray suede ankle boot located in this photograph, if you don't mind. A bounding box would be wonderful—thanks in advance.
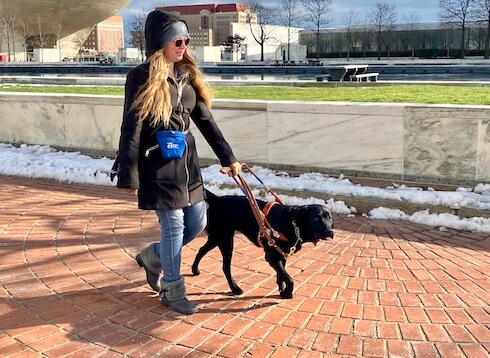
[160,277,198,315]
[135,243,161,292]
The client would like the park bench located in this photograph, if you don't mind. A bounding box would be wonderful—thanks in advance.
[350,72,379,82]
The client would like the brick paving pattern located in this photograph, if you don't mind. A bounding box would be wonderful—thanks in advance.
[0,175,489,357]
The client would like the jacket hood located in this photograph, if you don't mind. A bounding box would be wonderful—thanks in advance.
[145,10,189,58]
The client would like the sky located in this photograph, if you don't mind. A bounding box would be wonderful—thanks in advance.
[1,143,490,234]
[117,0,440,31]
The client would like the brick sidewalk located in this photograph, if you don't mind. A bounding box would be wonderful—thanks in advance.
[0,175,489,357]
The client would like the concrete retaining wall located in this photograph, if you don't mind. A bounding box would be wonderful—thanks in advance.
[1,92,489,185]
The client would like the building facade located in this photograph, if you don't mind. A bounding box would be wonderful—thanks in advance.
[299,22,489,59]
[158,3,255,47]
[83,16,124,56]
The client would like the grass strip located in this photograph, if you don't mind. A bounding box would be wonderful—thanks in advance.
[1,84,490,105]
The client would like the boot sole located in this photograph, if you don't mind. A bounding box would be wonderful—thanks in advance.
[161,298,198,315]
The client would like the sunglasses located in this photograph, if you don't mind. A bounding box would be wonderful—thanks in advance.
[173,38,190,47]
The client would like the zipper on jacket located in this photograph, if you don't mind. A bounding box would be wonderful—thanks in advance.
[145,144,159,158]
[176,78,191,205]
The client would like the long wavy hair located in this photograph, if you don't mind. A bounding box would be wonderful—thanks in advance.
[131,47,212,127]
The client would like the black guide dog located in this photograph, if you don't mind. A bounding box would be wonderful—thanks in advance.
[192,189,334,298]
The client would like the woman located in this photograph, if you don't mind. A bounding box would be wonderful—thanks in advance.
[116,10,241,315]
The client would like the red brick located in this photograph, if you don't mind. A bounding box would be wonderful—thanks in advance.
[306,314,331,331]
[398,293,420,307]
[337,288,358,303]
[379,292,400,306]
[341,303,362,319]
[460,343,490,358]
[243,342,274,358]
[411,342,438,358]
[336,335,361,356]
[445,309,475,324]
[363,305,383,321]
[425,309,452,324]
[466,307,490,324]
[298,298,326,313]
[195,333,231,355]
[178,327,215,349]
[221,317,252,336]
[399,323,424,341]
[387,340,410,357]
[282,311,311,328]
[311,332,337,353]
[269,346,299,358]
[384,307,405,322]
[288,329,317,349]
[418,294,444,308]
[262,307,290,325]
[217,337,253,358]
[421,325,449,342]
[466,324,490,343]
[362,337,385,358]
[237,321,270,340]
[377,322,399,339]
[319,301,343,316]
[358,291,377,305]
[353,320,375,337]
[405,307,429,323]
[435,342,464,357]
[445,325,474,343]
[328,317,353,335]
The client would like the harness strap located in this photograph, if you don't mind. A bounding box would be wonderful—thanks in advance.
[231,174,292,258]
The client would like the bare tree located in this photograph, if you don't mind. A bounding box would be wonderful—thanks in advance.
[369,2,398,60]
[300,0,333,59]
[246,0,276,61]
[50,20,64,62]
[358,20,374,59]
[0,2,20,61]
[438,0,477,59]
[129,9,147,60]
[16,19,30,61]
[72,33,86,60]
[342,8,359,60]
[277,0,302,61]
[475,0,490,58]
[30,14,54,62]
[404,10,420,59]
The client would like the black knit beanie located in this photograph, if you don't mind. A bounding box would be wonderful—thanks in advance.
[145,10,190,58]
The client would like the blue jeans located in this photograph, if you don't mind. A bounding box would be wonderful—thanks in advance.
[153,200,207,283]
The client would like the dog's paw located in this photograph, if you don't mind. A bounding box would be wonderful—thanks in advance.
[280,291,294,299]
[231,287,244,295]
[191,266,200,276]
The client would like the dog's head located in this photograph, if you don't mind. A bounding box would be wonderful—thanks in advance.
[297,204,334,245]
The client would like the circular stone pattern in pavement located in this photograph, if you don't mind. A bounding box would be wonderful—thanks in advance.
[0,175,489,357]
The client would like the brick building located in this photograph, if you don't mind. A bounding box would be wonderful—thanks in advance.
[158,3,256,47]
[83,16,124,55]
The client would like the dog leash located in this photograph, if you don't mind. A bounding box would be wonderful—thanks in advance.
[220,163,297,258]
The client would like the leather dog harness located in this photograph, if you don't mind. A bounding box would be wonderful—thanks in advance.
[221,163,303,259]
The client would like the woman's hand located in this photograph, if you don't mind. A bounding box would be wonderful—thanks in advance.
[221,161,242,177]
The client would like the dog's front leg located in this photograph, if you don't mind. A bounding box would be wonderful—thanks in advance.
[265,253,294,298]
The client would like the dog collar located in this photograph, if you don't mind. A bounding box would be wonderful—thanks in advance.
[262,201,279,217]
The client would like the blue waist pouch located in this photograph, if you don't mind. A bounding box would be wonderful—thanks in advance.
[155,130,186,160]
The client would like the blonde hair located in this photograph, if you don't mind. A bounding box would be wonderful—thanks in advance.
[131,47,213,127]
